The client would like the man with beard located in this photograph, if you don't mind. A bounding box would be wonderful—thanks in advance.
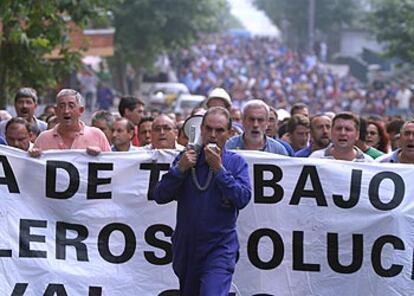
[0,88,47,138]
[309,112,373,162]
[377,120,414,163]
[30,89,110,155]
[295,114,331,157]
[225,100,288,155]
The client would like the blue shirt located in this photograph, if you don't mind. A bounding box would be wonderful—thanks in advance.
[376,149,400,163]
[154,149,251,279]
[225,134,288,155]
[295,144,313,157]
[275,138,295,156]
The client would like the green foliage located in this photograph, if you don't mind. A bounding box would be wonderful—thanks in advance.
[0,0,111,108]
[368,0,414,62]
[113,0,230,68]
[254,0,359,49]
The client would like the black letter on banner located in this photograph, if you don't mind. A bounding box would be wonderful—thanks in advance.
[43,284,68,296]
[292,231,320,271]
[0,248,12,257]
[253,165,284,204]
[11,283,28,296]
[333,169,362,208]
[0,155,19,193]
[56,222,89,261]
[371,235,404,277]
[158,290,180,296]
[290,166,327,206]
[140,163,170,200]
[46,161,79,199]
[98,223,136,263]
[87,163,113,199]
[144,224,173,265]
[89,287,102,296]
[247,228,284,270]
[327,233,363,273]
[19,219,47,258]
[369,172,404,211]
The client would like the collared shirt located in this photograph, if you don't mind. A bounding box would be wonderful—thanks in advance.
[309,144,373,162]
[131,126,140,147]
[154,149,251,279]
[376,149,400,163]
[139,142,185,151]
[225,134,288,155]
[0,116,47,138]
[295,144,313,157]
[111,142,139,152]
[364,146,384,160]
[34,121,111,151]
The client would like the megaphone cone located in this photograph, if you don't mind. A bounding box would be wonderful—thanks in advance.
[183,115,203,152]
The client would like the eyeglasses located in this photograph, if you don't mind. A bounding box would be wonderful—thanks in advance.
[152,125,174,132]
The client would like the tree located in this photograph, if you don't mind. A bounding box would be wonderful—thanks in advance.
[254,0,359,50]
[111,0,230,93]
[368,0,414,62]
[0,0,111,108]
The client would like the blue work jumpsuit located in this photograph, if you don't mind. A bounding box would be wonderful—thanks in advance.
[154,149,251,295]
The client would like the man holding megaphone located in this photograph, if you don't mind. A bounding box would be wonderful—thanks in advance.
[154,107,252,296]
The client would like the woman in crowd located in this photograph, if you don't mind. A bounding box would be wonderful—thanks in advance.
[366,120,390,153]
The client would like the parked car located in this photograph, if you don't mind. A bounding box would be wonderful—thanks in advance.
[141,82,190,107]
[173,94,206,116]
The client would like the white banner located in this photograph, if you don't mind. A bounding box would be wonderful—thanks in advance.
[0,146,413,295]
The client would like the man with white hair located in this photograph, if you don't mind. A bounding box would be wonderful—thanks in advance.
[31,89,110,156]
[225,99,288,155]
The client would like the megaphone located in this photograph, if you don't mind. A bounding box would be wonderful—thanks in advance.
[183,114,203,153]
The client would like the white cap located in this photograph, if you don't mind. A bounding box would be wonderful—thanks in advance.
[206,88,232,108]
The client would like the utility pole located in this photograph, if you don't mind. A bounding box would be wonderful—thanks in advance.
[308,0,315,52]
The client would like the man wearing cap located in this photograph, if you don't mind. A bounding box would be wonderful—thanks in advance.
[206,87,232,111]
[0,87,47,138]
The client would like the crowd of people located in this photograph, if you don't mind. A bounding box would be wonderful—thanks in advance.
[173,35,414,119]
[1,35,414,295]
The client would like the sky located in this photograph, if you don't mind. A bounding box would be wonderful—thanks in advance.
[227,0,280,37]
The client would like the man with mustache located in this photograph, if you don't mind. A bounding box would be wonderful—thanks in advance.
[0,87,47,138]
